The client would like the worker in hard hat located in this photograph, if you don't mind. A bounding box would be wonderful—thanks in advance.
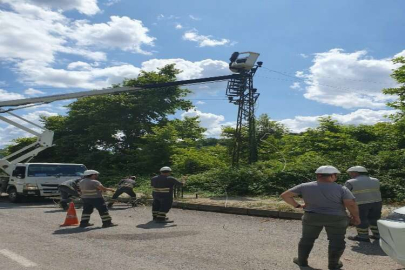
[58,177,82,210]
[345,166,382,242]
[281,165,360,270]
[108,176,137,208]
[151,167,184,223]
[78,170,117,228]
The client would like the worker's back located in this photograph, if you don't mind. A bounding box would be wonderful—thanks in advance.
[79,178,102,198]
[118,178,136,189]
[151,175,181,195]
[290,181,353,216]
[345,175,381,205]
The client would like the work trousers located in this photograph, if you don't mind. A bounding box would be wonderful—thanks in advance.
[152,193,173,220]
[298,212,349,268]
[80,198,112,226]
[111,187,136,200]
[357,201,382,238]
[58,186,79,208]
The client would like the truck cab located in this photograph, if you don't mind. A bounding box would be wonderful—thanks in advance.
[6,163,86,202]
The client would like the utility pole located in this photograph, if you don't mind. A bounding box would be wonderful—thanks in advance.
[226,55,262,166]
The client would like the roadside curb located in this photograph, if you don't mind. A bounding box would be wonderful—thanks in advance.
[171,201,303,220]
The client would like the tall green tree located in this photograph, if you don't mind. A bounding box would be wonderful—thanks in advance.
[383,56,405,120]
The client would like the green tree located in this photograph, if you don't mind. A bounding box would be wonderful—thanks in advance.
[383,56,405,120]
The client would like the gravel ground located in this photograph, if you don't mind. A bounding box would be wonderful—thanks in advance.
[0,198,403,270]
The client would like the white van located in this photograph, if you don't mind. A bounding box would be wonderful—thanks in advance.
[378,207,405,267]
[5,163,86,202]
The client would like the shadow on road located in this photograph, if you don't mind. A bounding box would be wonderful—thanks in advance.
[0,198,57,209]
[85,231,199,241]
[53,226,103,235]
[350,240,387,256]
[136,220,177,229]
[44,209,67,213]
[109,206,134,211]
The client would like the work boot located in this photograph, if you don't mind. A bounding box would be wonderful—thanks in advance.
[328,250,344,270]
[155,219,174,224]
[348,235,370,242]
[102,223,118,228]
[79,223,94,228]
[293,257,308,267]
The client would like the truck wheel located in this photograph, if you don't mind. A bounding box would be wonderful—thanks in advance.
[8,188,21,203]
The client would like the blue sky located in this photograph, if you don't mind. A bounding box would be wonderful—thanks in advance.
[0,0,404,145]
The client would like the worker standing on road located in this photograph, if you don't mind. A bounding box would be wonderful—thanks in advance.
[79,170,117,228]
[345,166,382,242]
[281,165,360,270]
[151,167,184,223]
[108,176,137,208]
[58,177,82,210]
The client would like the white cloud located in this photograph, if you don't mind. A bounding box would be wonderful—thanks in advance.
[300,53,308,58]
[0,3,157,90]
[183,30,231,47]
[175,23,183,29]
[0,1,154,86]
[0,110,58,147]
[195,101,205,105]
[104,0,121,7]
[0,89,25,101]
[24,88,45,96]
[17,60,141,89]
[14,58,231,91]
[394,50,405,58]
[279,109,394,133]
[15,0,101,15]
[141,58,231,94]
[0,8,67,63]
[67,61,93,71]
[70,16,155,55]
[181,109,234,137]
[290,82,301,90]
[189,15,201,21]
[297,49,400,109]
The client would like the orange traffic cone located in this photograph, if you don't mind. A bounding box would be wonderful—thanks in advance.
[60,202,79,226]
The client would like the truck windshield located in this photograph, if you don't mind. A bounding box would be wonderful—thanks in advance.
[27,164,86,177]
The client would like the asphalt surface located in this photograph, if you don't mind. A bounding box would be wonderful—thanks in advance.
[0,198,403,270]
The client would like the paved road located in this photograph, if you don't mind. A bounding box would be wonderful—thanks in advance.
[0,198,402,270]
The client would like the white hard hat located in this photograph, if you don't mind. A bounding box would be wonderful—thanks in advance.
[83,170,100,176]
[315,166,341,174]
[160,166,172,172]
[347,166,368,173]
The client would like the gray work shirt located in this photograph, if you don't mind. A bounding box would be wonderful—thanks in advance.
[60,178,81,191]
[79,178,103,198]
[118,179,136,189]
[289,181,355,216]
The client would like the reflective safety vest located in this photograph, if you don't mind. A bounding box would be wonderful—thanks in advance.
[345,175,382,205]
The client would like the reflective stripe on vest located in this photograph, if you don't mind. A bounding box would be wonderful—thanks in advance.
[352,188,380,194]
[81,190,99,195]
[153,188,170,193]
